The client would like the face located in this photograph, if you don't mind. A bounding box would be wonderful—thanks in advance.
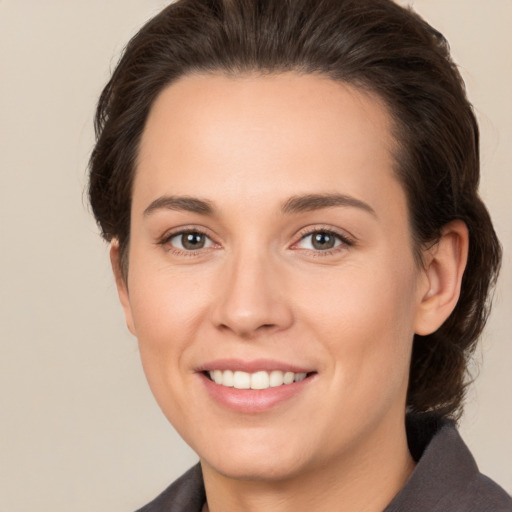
[117,73,430,482]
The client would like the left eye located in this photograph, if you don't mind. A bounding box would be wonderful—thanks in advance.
[168,231,214,251]
[296,231,344,251]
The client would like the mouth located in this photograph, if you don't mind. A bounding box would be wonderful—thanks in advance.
[197,359,317,412]
[205,369,312,390]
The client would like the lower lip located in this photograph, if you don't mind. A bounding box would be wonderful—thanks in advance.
[200,373,314,413]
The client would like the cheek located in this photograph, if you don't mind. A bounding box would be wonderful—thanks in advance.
[126,261,214,395]
[298,258,418,387]
[128,257,212,337]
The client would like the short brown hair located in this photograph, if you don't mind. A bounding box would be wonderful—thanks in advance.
[89,0,501,420]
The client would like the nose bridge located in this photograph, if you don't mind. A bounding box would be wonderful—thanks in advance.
[212,242,292,337]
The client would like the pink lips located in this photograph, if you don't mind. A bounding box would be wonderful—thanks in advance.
[197,358,313,374]
[197,359,315,413]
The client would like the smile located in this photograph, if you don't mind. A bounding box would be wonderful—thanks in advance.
[208,370,308,390]
[199,361,316,412]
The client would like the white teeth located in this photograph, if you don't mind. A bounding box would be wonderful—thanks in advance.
[251,371,270,390]
[222,370,234,387]
[269,370,284,387]
[283,371,294,384]
[208,369,309,389]
[233,371,251,389]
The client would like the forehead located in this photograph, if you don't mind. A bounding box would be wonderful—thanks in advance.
[134,72,402,216]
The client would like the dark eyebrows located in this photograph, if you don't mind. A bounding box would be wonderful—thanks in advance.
[281,193,377,217]
[143,193,376,218]
[143,195,214,216]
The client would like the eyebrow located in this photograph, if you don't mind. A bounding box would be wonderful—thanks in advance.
[143,192,376,218]
[143,196,214,216]
[281,193,376,217]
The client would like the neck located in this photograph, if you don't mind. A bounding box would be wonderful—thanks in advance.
[201,414,415,512]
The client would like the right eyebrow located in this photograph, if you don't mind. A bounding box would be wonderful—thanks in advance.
[143,195,214,216]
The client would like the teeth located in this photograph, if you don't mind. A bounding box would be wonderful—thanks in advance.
[208,370,308,389]
[212,370,223,385]
[222,370,234,387]
[283,371,294,384]
[233,371,251,389]
[251,371,270,390]
[269,370,284,387]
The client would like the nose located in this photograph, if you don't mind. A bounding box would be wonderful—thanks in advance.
[212,251,294,339]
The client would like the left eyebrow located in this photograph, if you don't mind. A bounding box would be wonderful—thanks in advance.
[281,193,377,217]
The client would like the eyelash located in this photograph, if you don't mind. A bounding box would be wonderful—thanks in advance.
[158,227,218,257]
[293,226,354,256]
[157,226,354,257]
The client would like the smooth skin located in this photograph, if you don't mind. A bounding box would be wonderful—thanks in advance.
[111,73,468,512]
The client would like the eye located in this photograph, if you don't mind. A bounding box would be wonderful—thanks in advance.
[167,231,215,251]
[295,230,348,251]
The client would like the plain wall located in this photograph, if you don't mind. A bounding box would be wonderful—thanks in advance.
[0,1,510,510]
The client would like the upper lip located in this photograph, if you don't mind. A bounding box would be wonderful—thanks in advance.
[196,358,314,374]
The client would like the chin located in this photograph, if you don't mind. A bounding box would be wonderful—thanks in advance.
[192,425,315,482]
[202,450,310,482]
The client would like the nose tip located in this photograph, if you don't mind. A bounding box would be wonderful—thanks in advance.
[212,256,293,339]
[216,310,284,339]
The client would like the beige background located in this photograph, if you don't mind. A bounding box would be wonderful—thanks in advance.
[0,1,510,510]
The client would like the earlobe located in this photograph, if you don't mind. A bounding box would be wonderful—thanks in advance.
[414,220,469,336]
[110,240,136,336]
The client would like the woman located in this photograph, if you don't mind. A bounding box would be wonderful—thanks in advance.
[88,0,511,510]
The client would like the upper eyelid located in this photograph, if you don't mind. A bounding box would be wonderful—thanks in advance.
[294,225,355,244]
[158,225,217,244]
[159,228,219,256]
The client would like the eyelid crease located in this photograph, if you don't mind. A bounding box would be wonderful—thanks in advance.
[156,226,220,256]
[156,225,216,244]
[288,226,356,258]
[294,225,356,246]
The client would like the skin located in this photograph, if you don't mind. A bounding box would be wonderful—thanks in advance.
[112,73,468,512]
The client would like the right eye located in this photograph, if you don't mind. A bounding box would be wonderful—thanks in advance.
[167,231,215,251]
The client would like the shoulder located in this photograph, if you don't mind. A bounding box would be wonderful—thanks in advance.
[467,473,512,512]
[385,414,512,512]
[134,464,205,512]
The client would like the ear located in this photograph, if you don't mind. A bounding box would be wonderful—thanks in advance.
[414,220,469,336]
[110,240,136,336]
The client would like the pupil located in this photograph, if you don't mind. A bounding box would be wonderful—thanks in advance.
[312,232,335,250]
[182,232,205,250]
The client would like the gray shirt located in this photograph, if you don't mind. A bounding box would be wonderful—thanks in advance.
[135,415,512,512]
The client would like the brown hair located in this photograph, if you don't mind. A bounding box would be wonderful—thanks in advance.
[89,0,501,419]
